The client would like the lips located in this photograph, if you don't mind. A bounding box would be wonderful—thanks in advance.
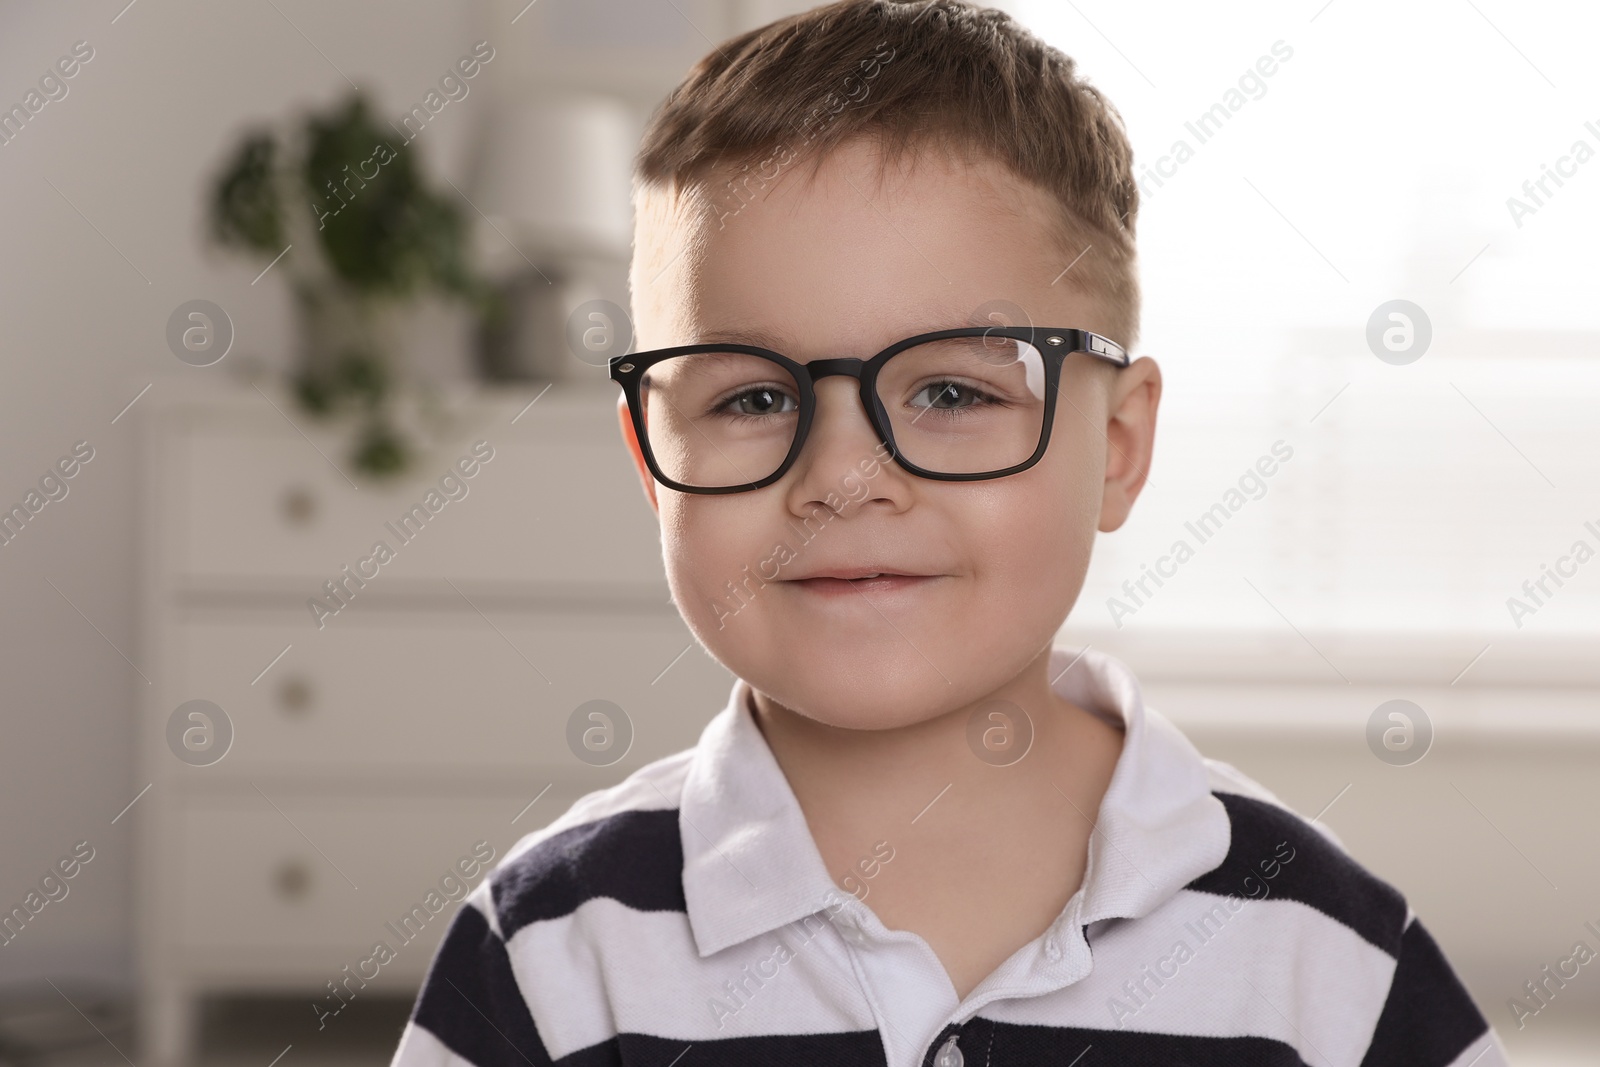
[786,572,941,598]
[786,566,929,581]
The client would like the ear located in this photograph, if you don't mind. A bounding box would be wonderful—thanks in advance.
[1098,355,1161,533]
[618,392,658,513]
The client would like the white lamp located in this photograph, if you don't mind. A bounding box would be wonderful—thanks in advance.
[469,93,638,381]
[473,93,637,269]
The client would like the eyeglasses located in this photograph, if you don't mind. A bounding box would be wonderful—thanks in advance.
[609,326,1129,495]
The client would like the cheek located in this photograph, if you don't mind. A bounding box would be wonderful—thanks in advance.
[659,496,770,633]
[988,420,1104,604]
[1042,393,1110,528]
[973,478,1095,617]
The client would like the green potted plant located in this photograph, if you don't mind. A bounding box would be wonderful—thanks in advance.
[208,90,503,477]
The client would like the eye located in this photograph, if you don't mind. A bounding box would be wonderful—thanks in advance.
[723,386,797,417]
[909,380,996,410]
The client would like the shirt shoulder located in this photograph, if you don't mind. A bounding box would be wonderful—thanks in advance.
[1178,756,1508,1066]
[1189,755,1403,952]
[392,745,702,1066]
[488,744,696,943]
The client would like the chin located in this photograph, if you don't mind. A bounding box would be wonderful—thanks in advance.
[757,681,939,732]
[744,643,992,732]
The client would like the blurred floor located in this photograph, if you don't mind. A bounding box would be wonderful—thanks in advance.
[3,994,408,1067]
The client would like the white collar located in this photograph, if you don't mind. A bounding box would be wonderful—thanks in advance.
[678,645,1230,959]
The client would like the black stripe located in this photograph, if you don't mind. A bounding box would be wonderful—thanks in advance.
[615,1030,888,1066]
[1186,791,1407,955]
[980,1016,1316,1066]
[411,902,557,1067]
[493,808,686,941]
[1359,919,1491,1067]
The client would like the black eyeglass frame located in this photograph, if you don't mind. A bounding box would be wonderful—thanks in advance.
[609,326,1130,495]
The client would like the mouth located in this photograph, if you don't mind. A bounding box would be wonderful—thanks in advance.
[786,573,942,597]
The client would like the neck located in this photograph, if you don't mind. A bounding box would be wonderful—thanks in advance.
[747,644,1123,875]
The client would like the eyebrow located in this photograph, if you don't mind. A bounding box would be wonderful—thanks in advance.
[692,325,790,349]
[689,320,1003,355]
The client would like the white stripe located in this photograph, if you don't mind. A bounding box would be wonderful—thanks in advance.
[505,896,875,1058]
[980,888,1396,1067]
[390,1018,478,1067]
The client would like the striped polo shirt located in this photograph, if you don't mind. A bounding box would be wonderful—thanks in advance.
[391,645,1508,1067]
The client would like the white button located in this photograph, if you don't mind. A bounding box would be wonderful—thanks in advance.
[934,1034,964,1067]
[1044,936,1061,961]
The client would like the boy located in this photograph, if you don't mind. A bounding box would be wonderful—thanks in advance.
[393,1,1507,1063]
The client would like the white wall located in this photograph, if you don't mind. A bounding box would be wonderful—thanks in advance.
[0,0,525,988]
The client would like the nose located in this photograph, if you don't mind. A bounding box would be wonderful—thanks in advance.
[783,372,893,509]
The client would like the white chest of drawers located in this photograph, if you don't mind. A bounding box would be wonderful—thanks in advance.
[133,377,731,1064]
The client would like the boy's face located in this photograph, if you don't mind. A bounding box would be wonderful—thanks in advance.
[628,136,1159,732]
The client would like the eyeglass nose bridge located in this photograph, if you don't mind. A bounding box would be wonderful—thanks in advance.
[800,356,869,383]
[784,356,896,473]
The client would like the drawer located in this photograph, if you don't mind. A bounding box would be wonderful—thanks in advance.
[173,792,575,971]
[166,609,732,777]
[168,391,665,589]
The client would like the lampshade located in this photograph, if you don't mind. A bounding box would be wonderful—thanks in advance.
[473,93,637,266]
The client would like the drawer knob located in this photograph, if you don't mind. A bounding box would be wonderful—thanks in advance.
[274,859,311,901]
[278,676,313,715]
[281,486,317,525]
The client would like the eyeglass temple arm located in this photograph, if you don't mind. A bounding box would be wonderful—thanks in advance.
[1074,330,1130,367]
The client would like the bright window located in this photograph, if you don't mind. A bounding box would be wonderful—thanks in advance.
[1004,0,1600,639]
